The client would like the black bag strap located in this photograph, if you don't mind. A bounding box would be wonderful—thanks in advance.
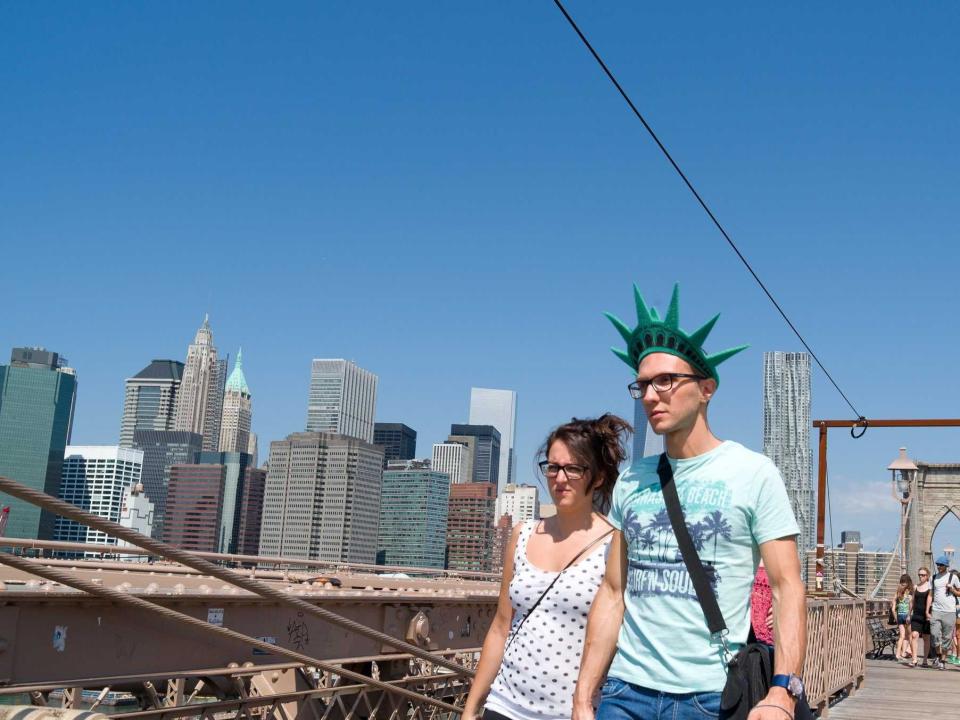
[657,453,727,636]
[504,524,614,653]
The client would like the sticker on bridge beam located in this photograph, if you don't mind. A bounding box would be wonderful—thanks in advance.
[253,637,277,655]
[207,608,224,626]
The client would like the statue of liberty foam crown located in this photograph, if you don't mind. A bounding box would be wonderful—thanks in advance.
[604,283,748,386]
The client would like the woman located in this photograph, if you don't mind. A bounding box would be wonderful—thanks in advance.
[462,414,631,720]
[892,574,913,661]
[909,567,931,667]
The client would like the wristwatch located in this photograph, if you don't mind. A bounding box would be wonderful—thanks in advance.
[771,674,804,699]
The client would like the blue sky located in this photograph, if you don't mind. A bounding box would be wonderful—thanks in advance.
[2,2,958,559]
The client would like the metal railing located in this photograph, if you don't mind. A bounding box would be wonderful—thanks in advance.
[802,597,866,716]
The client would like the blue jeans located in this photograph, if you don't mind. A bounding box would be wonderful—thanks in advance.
[597,676,726,720]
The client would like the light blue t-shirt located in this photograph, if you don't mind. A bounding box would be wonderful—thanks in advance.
[607,441,800,694]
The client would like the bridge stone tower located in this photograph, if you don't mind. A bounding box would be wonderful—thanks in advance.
[906,461,960,573]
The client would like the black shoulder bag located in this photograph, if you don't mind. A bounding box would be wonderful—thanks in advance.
[503,526,613,653]
[656,454,812,720]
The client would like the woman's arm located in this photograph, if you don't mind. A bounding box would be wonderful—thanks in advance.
[461,523,523,720]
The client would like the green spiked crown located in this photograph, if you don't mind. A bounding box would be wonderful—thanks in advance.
[604,283,748,385]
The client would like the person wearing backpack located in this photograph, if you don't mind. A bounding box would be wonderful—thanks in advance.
[925,555,960,670]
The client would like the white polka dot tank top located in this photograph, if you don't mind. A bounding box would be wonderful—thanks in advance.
[485,520,611,720]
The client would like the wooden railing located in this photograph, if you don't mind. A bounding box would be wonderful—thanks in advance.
[802,597,866,716]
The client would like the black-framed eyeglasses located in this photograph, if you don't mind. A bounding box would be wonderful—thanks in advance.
[628,373,706,399]
[538,461,588,481]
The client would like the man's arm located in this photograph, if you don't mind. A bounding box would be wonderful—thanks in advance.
[572,530,627,720]
[749,537,806,720]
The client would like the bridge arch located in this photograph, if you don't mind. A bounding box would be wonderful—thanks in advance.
[906,462,960,572]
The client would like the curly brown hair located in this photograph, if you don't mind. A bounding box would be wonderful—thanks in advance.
[539,414,633,514]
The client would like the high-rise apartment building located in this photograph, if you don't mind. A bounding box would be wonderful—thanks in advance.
[0,347,78,539]
[446,483,497,572]
[306,359,378,443]
[469,388,517,492]
[247,432,259,468]
[449,424,501,485]
[762,352,813,555]
[173,316,227,452]
[119,360,184,448]
[259,432,384,563]
[432,442,469,485]
[373,423,417,465]
[803,537,898,599]
[219,350,252,454]
[55,446,148,552]
[131,429,203,538]
[495,484,540,524]
[376,467,450,568]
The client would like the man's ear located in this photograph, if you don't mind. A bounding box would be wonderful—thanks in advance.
[699,377,717,404]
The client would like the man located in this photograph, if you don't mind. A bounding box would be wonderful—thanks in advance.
[925,555,960,669]
[573,284,807,720]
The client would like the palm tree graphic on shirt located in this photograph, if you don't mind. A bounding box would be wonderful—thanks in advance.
[701,510,732,564]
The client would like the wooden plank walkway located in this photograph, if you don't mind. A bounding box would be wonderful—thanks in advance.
[828,658,959,718]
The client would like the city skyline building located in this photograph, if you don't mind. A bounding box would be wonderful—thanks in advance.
[632,400,663,463]
[446,482,497,572]
[0,347,78,539]
[259,431,384,563]
[236,466,267,556]
[119,360,184,448]
[163,463,227,552]
[376,466,450,568]
[449,423,500,485]
[495,483,540,524]
[444,432,476,483]
[131,429,203,538]
[173,315,227,452]
[803,535,898,599]
[306,359,378,443]
[762,351,814,556]
[54,445,148,552]
[195,451,255,554]
[373,423,417,466]
[218,349,252,454]
[469,388,517,492]
[431,442,469,485]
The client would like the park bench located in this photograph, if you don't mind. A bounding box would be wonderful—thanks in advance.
[866,617,899,659]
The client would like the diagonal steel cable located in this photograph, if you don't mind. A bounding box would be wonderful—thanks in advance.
[0,552,460,713]
[0,476,474,677]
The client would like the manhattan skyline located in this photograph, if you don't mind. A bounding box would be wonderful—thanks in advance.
[3,3,959,553]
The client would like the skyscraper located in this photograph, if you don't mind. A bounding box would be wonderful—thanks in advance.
[173,315,227,452]
[219,349,252,454]
[119,360,184,448]
[195,451,255,554]
[632,400,663,464]
[237,466,267,556]
[432,442,469,485]
[495,483,540,524]
[469,388,517,492]
[259,432,384,563]
[306,360,378,443]
[449,424,500,485]
[55,446,148,552]
[446,483,497,572]
[131,429,203,538]
[163,463,227,552]
[377,466,450,568]
[0,347,78,539]
[373,423,417,465]
[763,351,814,555]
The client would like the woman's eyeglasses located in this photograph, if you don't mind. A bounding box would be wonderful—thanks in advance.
[538,461,588,481]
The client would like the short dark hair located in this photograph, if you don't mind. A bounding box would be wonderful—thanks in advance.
[539,414,632,514]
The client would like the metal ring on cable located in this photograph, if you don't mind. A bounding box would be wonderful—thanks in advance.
[850,417,869,439]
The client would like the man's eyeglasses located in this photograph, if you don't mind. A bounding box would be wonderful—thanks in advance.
[628,373,706,400]
[538,461,588,481]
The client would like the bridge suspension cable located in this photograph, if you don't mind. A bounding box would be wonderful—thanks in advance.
[550,0,864,422]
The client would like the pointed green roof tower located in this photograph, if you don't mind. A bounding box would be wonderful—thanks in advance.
[604,283,748,386]
[225,348,250,396]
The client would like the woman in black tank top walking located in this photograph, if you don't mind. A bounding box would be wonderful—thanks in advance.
[909,567,932,668]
